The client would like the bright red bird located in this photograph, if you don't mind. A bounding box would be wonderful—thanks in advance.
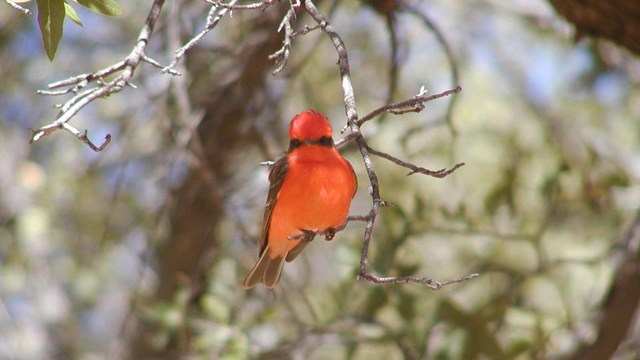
[243,110,358,289]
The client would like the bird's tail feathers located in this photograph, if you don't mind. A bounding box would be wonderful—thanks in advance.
[243,246,287,289]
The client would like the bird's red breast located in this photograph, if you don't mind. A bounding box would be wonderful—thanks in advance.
[267,144,356,257]
[243,110,357,289]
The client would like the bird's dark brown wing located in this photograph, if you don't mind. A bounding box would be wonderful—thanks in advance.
[258,155,288,256]
[348,159,358,198]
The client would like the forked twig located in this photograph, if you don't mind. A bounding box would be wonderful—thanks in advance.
[163,0,238,74]
[367,145,465,177]
[334,86,462,148]
[269,2,300,74]
[358,86,462,126]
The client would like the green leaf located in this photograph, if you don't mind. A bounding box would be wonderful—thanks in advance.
[64,1,83,27]
[36,0,66,61]
[75,0,122,16]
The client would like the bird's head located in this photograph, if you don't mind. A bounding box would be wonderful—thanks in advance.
[288,110,333,143]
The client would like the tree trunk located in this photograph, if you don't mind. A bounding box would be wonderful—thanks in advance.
[566,211,640,360]
[128,8,286,359]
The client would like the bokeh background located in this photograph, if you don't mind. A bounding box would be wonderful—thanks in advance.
[1,0,639,359]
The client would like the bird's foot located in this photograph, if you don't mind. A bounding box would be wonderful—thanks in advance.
[323,228,337,241]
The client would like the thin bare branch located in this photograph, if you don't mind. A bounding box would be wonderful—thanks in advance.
[357,86,462,126]
[163,0,238,74]
[143,55,179,75]
[367,145,465,177]
[404,5,461,134]
[269,2,300,74]
[205,0,280,10]
[284,0,339,78]
[359,272,480,289]
[292,24,322,36]
[72,127,112,152]
[334,86,462,148]
[44,61,127,90]
[31,0,166,151]
[5,0,31,15]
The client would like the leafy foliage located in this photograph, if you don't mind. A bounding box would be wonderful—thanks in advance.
[36,0,65,60]
[33,0,122,60]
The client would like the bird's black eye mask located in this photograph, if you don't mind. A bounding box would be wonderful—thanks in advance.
[289,136,334,151]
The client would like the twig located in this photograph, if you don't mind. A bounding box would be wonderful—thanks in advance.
[200,0,304,75]
[403,5,461,135]
[163,0,238,74]
[334,86,462,148]
[358,272,479,289]
[5,0,31,15]
[358,85,462,127]
[142,56,179,75]
[292,24,322,36]
[284,0,338,78]
[269,1,300,74]
[303,0,475,289]
[72,127,112,152]
[45,61,127,90]
[367,145,465,177]
[204,0,280,10]
[31,0,166,151]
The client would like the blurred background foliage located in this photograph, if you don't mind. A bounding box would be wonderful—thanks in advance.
[1,0,639,359]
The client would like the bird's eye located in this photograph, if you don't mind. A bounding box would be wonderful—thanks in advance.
[318,136,333,147]
[289,139,302,150]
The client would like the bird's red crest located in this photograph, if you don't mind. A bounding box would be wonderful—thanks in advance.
[288,110,333,140]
